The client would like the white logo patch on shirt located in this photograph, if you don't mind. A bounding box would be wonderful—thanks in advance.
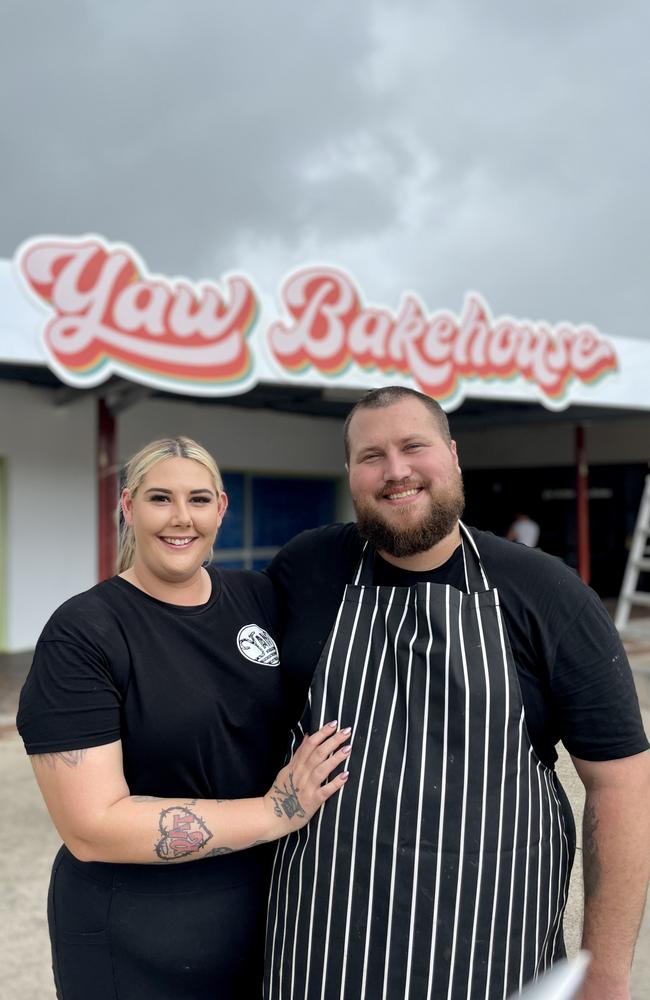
[237,624,280,666]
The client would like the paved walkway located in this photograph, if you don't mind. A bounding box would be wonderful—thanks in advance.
[1,649,649,999]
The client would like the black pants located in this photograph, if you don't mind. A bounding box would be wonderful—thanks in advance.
[48,846,270,999]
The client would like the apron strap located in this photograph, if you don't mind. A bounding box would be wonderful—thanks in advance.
[352,541,370,585]
[353,522,491,593]
[459,521,490,593]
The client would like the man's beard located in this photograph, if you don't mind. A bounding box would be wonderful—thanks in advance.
[354,474,465,559]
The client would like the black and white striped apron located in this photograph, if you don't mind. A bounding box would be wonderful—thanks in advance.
[265,525,572,999]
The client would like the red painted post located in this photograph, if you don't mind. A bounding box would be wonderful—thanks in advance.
[98,399,118,581]
[575,425,590,584]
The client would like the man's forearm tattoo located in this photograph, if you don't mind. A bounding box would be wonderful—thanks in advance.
[34,749,87,768]
[154,806,213,860]
[271,772,306,820]
[583,802,601,899]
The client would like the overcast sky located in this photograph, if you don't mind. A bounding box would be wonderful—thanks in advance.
[2,0,649,341]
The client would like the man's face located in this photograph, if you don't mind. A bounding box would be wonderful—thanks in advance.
[347,398,465,558]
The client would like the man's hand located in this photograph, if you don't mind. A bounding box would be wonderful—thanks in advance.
[572,751,650,1000]
[577,968,630,1000]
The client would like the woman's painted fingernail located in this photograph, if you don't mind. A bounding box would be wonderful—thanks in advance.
[340,771,350,780]
[328,719,338,728]
[342,744,352,754]
[340,726,352,735]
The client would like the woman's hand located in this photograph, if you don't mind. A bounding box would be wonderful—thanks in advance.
[263,720,351,836]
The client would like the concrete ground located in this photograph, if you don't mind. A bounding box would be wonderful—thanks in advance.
[1,649,649,1000]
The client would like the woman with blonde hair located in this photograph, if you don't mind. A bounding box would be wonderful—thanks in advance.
[18,436,350,999]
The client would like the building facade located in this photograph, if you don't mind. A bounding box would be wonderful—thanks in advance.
[1,236,649,651]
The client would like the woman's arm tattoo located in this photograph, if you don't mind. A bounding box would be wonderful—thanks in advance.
[271,772,306,820]
[203,838,270,859]
[155,806,213,860]
[133,796,197,805]
[33,749,87,768]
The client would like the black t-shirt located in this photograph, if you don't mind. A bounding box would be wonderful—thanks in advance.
[17,567,289,801]
[266,523,648,769]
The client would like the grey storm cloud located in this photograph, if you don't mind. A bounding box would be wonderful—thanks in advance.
[2,0,649,340]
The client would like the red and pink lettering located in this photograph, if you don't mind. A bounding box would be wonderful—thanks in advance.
[17,240,618,404]
[168,812,205,854]
[18,237,258,390]
[267,268,618,402]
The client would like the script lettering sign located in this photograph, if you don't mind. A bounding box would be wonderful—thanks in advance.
[17,236,258,395]
[14,237,619,408]
[267,267,618,407]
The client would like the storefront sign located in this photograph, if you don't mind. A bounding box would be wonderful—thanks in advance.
[268,266,617,403]
[18,237,258,393]
[8,234,627,410]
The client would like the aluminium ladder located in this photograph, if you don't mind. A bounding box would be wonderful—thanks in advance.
[615,474,650,635]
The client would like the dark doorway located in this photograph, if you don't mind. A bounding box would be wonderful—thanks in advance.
[462,463,647,597]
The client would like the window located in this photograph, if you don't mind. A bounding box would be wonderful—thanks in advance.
[214,473,337,569]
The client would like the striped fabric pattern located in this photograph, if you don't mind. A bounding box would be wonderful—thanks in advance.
[265,530,571,1000]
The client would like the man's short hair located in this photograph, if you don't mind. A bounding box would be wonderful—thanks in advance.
[343,386,452,462]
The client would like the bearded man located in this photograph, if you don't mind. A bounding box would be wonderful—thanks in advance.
[264,386,650,1000]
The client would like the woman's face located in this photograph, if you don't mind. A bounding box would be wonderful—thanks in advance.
[122,457,227,584]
